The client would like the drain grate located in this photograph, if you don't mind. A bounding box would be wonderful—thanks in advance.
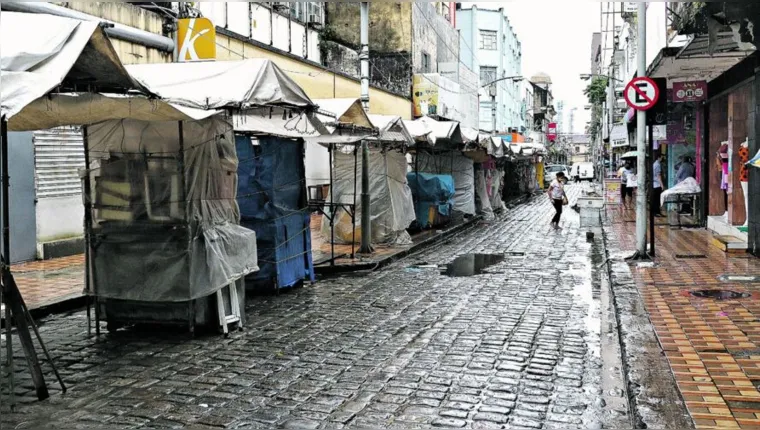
[690,289,751,300]
[718,274,760,283]
[676,254,708,259]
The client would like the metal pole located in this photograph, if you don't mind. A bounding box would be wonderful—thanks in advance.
[635,1,648,256]
[649,125,655,256]
[492,94,497,133]
[83,127,92,336]
[1,116,14,409]
[351,146,357,259]
[358,1,373,254]
[329,144,335,264]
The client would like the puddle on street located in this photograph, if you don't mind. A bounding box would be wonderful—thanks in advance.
[690,289,750,300]
[443,253,505,277]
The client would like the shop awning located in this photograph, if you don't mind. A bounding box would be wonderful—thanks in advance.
[2,11,146,129]
[610,124,628,148]
[127,59,316,110]
[648,35,753,83]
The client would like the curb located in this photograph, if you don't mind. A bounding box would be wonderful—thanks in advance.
[600,219,694,429]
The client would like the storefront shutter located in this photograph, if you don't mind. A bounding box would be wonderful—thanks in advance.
[33,127,85,199]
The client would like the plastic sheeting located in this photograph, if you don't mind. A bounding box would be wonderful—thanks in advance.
[407,173,455,228]
[474,169,495,220]
[127,59,314,110]
[1,12,143,127]
[662,177,701,206]
[416,151,476,215]
[321,147,416,245]
[236,135,314,289]
[85,117,259,302]
[490,169,507,213]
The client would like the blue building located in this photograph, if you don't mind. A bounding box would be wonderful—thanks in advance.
[457,5,523,133]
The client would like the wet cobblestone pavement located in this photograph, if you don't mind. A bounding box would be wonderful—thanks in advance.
[1,186,629,429]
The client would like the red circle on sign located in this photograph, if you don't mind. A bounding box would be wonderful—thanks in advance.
[624,77,660,111]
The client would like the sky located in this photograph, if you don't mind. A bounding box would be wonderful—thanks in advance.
[465,1,601,134]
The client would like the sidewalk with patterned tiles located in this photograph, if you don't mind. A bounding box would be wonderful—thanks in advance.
[11,255,84,311]
[605,205,760,429]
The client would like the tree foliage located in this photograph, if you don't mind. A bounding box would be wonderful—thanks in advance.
[584,76,609,106]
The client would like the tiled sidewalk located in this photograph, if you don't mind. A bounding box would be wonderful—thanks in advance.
[11,255,84,310]
[606,206,760,429]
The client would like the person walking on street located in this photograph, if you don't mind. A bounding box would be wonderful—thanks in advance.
[548,172,568,230]
[620,161,635,209]
[653,152,665,217]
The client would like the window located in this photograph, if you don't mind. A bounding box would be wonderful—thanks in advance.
[479,30,497,50]
[480,67,497,86]
[576,146,581,153]
[421,52,431,73]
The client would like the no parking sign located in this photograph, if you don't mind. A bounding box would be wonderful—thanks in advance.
[624,77,660,111]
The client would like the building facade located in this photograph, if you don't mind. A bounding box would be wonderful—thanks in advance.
[457,5,522,132]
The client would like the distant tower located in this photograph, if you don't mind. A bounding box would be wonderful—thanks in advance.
[556,101,565,133]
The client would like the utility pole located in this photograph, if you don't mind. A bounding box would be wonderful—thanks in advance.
[635,1,648,257]
[358,1,373,254]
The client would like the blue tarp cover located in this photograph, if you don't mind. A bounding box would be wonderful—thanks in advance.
[236,135,314,289]
[407,172,455,228]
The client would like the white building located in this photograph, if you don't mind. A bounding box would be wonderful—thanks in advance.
[457,5,523,132]
[197,2,324,63]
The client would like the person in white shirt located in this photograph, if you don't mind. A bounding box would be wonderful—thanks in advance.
[620,161,635,209]
[547,172,568,229]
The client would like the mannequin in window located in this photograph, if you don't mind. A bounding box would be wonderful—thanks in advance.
[718,141,729,220]
[739,138,749,227]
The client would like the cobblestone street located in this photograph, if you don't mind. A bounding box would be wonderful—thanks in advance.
[1,186,629,429]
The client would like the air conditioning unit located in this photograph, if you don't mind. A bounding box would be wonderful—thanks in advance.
[307,14,323,29]
[272,2,288,12]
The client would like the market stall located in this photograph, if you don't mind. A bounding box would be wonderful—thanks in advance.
[404,117,473,222]
[127,59,324,293]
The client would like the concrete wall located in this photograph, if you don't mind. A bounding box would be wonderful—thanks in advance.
[215,31,411,118]
[66,2,171,65]
[325,2,412,53]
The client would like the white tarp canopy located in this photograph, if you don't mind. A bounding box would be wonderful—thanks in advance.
[126,59,314,110]
[368,114,413,145]
[403,116,463,147]
[461,126,480,144]
[2,11,146,130]
[306,98,376,145]
[10,92,219,131]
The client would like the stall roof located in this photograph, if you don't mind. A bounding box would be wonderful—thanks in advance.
[2,11,145,125]
[460,126,480,144]
[403,116,463,147]
[127,59,315,110]
[314,98,374,129]
[304,98,376,145]
[9,92,218,132]
[368,114,413,145]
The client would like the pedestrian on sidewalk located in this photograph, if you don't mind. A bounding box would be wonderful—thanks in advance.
[548,172,568,229]
[620,161,635,209]
[653,152,665,217]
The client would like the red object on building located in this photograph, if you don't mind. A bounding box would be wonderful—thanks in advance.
[448,2,456,26]
[547,123,558,142]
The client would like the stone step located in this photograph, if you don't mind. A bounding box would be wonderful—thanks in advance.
[712,235,748,253]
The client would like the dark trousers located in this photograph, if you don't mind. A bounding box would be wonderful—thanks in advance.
[552,199,563,224]
[653,187,663,214]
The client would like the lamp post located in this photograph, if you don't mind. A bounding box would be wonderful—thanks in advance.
[481,76,523,134]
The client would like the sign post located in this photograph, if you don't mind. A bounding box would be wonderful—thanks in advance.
[627,3,656,259]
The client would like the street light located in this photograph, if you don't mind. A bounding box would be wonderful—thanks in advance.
[481,76,524,133]
[481,76,524,88]
[580,73,624,83]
